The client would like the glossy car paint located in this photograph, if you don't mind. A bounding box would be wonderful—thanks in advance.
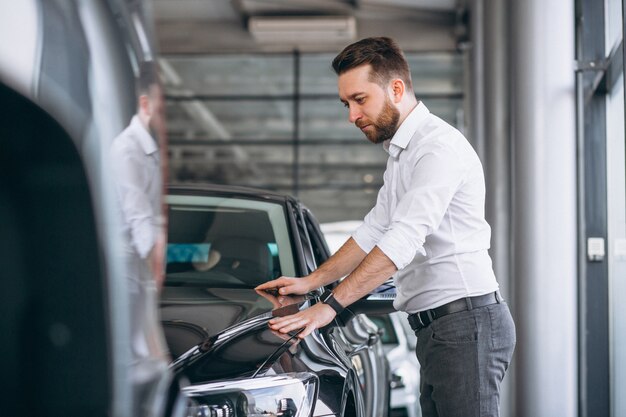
[0,1,177,416]
[162,185,391,417]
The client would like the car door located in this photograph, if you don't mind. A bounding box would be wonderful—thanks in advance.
[301,207,391,417]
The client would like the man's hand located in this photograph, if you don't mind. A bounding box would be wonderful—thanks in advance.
[255,289,305,309]
[255,276,313,296]
[268,302,336,339]
[148,231,167,288]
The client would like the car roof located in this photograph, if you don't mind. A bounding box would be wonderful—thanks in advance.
[167,183,297,205]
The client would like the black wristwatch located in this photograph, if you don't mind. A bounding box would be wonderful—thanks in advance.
[320,289,344,314]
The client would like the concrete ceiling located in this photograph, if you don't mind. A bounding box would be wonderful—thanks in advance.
[153,0,467,54]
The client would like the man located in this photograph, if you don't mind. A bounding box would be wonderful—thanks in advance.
[110,62,168,366]
[256,37,516,417]
[111,62,166,288]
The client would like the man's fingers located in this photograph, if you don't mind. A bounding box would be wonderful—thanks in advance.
[255,279,281,290]
[271,320,303,334]
[269,314,310,334]
[278,286,294,295]
[267,303,332,338]
[256,276,293,291]
[269,314,302,327]
[298,323,316,339]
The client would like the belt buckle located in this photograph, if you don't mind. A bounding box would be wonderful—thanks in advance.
[418,310,434,327]
[417,312,426,327]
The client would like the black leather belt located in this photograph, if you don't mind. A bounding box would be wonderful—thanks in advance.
[408,291,502,332]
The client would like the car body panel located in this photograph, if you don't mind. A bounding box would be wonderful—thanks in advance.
[163,184,390,417]
[370,312,421,417]
[0,1,177,416]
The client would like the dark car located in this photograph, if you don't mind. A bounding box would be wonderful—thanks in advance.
[161,184,394,417]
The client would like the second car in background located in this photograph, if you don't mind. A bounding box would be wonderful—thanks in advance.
[368,312,421,417]
[321,221,422,417]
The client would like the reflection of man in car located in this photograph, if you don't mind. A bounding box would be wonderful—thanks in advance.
[257,37,516,417]
[255,288,306,310]
[111,61,166,287]
[110,61,169,367]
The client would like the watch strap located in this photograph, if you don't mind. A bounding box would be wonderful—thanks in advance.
[321,289,344,314]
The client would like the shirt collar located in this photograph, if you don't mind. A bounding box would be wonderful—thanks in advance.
[383,101,430,158]
[130,115,158,155]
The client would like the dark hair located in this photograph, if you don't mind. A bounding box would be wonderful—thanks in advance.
[135,61,158,97]
[332,37,413,90]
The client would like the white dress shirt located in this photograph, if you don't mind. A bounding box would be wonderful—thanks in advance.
[352,102,499,313]
[111,115,162,259]
[111,116,169,363]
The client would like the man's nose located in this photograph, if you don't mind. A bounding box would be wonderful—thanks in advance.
[348,106,361,124]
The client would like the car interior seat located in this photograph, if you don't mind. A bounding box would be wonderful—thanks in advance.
[210,237,275,286]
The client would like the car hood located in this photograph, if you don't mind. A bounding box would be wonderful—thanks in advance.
[160,287,312,382]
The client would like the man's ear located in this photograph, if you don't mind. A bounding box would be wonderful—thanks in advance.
[138,94,151,117]
[390,79,405,103]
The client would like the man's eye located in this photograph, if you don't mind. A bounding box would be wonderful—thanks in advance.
[343,102,349,108]
[355,97,365,104]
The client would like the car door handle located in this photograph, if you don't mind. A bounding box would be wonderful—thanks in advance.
[367,332,380,346]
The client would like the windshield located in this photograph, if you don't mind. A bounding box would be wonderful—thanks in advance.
[166,194,296,287]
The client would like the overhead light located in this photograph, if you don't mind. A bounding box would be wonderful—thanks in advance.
[248,16,356,43]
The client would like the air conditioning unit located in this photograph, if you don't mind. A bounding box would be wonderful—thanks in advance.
[248,16,356,43]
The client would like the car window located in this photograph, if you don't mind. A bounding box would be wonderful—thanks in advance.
[303,209,331,267]
[166,194,296,287]
[367,315,399,346]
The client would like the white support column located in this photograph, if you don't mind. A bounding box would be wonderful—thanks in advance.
[480,0,514,413]
[510,0,578,416]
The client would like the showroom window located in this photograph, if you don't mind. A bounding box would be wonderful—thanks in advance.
[576,0,626,415]
[161,51,463,222]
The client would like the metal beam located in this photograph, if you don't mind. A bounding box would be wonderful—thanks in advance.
[169,138,378,146]
[576,0,610,415]
[165,92,465,101]
[575,39,624,102]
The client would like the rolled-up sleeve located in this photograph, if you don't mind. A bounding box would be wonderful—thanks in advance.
[376,143,467,270]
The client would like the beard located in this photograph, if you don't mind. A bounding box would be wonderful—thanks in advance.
[357,97,400,144]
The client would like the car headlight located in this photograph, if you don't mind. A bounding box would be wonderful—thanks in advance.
[184,372,318,417]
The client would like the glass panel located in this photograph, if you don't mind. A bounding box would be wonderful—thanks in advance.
[422,98,465,129]
[606,0,623,54]
[407,53,464,95]
[297,143,386,188]
[169,144,295,188]
[300,53,340,95]
[300,98,361,140]
[163,51,466,224]
[166,195,296,287]
[299,98,464,140]
[164,55,294,96]
[166,99,294,140]
[298,188,380,223]
[299,52,464,96]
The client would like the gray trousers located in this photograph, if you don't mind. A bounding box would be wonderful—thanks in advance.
[415,302,516,417]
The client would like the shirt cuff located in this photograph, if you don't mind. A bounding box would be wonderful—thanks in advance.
[132,220,156,259]
[376,224,427,270]
[352,222,380,254]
